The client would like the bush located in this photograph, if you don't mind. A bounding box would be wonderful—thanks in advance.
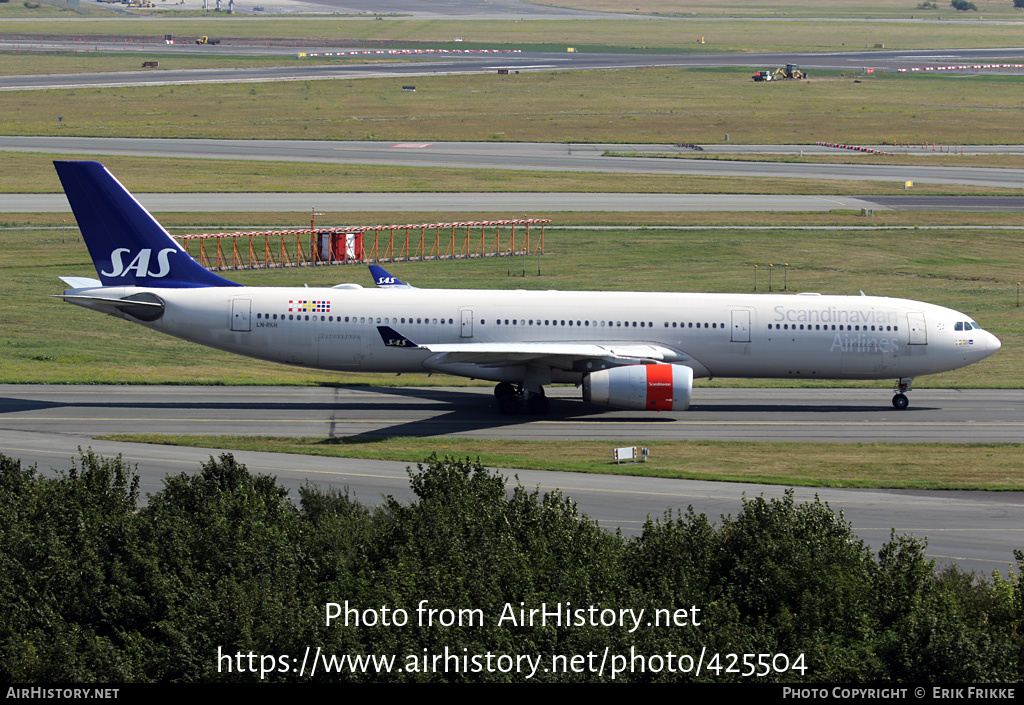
[1,452,1021,682]
[951,0,977,9]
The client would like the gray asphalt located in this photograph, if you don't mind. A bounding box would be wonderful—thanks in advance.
[0,385,1020,572]
[4,136,1024,190]
[3,385,1020,444]
[2,44,1023,75]
[2,46,1023,103]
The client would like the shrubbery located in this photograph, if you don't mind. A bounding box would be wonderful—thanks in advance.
[1,452,1020,682]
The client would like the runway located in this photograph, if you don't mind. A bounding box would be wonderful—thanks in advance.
[0,384,1021,572]
[2,45,1023,81]
[3,385,1024,443]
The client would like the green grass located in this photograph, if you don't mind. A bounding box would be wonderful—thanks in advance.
[3,68,1024,145]
[0,223,1017,386]
[8,208,1024,230]
[3,14,1024,52]
[0,52,345,75]
[0,2,120,17]
[541,0,1023,20]
[101,434,1024,490]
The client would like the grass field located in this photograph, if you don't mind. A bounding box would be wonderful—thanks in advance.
[8,209,1024,231]
[4,13,1024,52]
[2,68,1023,145]
[1,222,1016,387]
[0,52,367,75]
[102,434,1024,490]
[539,0,1024,20]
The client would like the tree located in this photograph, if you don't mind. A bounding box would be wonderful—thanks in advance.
[951,0,978,10]
[1,452,1021,682]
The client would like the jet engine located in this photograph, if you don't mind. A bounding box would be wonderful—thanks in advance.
[582,364,693,411]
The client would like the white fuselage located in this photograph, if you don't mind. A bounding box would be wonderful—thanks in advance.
[70,285,1001,385]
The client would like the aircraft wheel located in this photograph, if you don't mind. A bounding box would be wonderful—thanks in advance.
[892,393,909,410]
[497,395,520,415]
[494,382,515,400]
[525,391,550,416]
[495,383,519,415]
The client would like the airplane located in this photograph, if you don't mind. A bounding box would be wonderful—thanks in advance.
[53,160,1001,415]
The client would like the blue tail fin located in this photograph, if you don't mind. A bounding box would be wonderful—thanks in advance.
[368,264,414,288]
[54,161,239,288]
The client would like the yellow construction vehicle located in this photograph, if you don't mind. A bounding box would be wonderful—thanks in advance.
[772,64,807,80]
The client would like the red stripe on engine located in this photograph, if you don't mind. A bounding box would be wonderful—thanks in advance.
[645,365,674,411]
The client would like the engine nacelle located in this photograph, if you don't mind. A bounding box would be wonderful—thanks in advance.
[583,364,693,411]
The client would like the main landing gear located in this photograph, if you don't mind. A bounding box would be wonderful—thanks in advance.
[892,377,913,410]
[494,382,549,415]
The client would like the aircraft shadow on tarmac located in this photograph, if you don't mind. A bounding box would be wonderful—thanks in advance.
[335,387,925,440]
[0,389,934,442]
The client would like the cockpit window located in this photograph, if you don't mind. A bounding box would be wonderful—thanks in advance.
[955,322,963,331]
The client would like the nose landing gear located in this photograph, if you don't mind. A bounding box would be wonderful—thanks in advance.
[892,377,913,409]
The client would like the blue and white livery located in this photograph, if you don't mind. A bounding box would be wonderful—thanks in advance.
[54,161,1001,414]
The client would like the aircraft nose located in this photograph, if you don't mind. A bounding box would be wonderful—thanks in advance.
[989,332,1002,353]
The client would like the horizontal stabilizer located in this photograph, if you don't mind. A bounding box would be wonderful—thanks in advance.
[54,294,163,308]
[53,292,165,321]
[59,276,102,289]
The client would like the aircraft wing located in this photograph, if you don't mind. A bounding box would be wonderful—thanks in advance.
[376,326,687,368]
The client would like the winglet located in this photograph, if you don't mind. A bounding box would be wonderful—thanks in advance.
[368,265,414,288]
[376,326,421,349]
[54,161,239,289]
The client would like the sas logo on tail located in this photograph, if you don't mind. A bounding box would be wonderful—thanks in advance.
[101,248,178,279]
